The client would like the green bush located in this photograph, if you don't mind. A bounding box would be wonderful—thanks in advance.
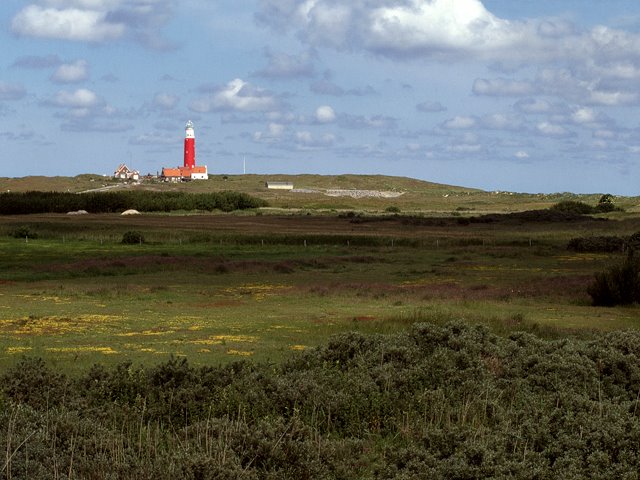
[628,232,640,252]
[594,193,623,213]
[567,236,626,253]
[587,252,640,306]
[550,200,595,215]
[10,226,38,239]
[6,324,640,477]
[121,231,145,244]
[0,190,268,215]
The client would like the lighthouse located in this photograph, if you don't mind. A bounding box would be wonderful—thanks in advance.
[184,120,195,169]
[160,120,208,181]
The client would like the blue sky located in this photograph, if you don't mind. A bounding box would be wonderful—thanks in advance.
[1,1,640,194]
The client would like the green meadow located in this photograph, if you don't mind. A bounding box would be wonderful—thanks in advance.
[1,185,639,373]
[4,176,640,477]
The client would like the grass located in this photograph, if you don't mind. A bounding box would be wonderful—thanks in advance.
[1,209,640,373]
[2,173,639,213]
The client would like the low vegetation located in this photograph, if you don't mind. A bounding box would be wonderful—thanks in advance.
[567,236,626,253]
[1,175,640,477]
[3,323,640,478]
[551,195,623,215]
[121,230,145,244]
[588,252,640,307]
[0,190,267,215]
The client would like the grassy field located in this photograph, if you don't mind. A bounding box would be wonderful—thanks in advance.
[2,203,640,373]
[3,173,640,213]
[3,176,640,478]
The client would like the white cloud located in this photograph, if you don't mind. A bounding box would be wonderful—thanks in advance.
[570,107,597,125]
[593,129,618,140]
[258,0,535,60]
[514,98,555,114]
[51,60,88,83]
[338,114,397,130]
[481,113,523,131]
[254,49,316,79]
[315,105,335,123]
[535,67,640,106]
[416,101,446,112]
[190,79,279,113]
[152,92,179,110]
[536,121,573,138]
[12,5,125,41]
[51,88,99,108]
[447,143,483,153]
[296,131,313,143]
[0,82,27,101]
[366,0,525,58]
[268,123,285,136]
[442,116,477,129]
[253,123,287,143]
[256,0,640,91]
[587,90,638,106]
[295,130,335,148]
[11,1,172,47]
[514,150,529,159]
[310,79,376,97]
[473,78,536,96]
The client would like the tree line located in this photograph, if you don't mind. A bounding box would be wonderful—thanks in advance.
[0,190,267,215]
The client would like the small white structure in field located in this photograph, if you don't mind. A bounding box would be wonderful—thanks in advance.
[265,182,294,190]
[121,209,141,216]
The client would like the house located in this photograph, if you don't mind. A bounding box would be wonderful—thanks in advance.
[161,167,185,182]
[161,166,208,182]
[190,165,209,180]
[114,164,140,181]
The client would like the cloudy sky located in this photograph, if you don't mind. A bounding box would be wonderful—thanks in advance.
[2,0,640,194]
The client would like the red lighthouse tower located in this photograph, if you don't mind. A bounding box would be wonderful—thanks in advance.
[183,120,195,169]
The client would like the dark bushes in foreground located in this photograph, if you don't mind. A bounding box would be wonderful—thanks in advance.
[588,252,640,306]
[567,235,626,253]
[0,190,267,215]
[4,323,640,478]
[584,232,640,306]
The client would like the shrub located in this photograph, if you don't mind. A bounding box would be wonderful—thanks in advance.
[550,200,595,215]
[10,226,38,239]
[594,202,617,213]
[385,206,401,213]
[8,326,640,477]
[587,252,640,306]
[594,193,623,213]
[567,236,625,253]
[628,232,640,252]
[0,191,267,215]
[121,230,144,244]
[599,193,614,205]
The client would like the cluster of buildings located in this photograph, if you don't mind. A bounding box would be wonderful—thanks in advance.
[114,120,208,182]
